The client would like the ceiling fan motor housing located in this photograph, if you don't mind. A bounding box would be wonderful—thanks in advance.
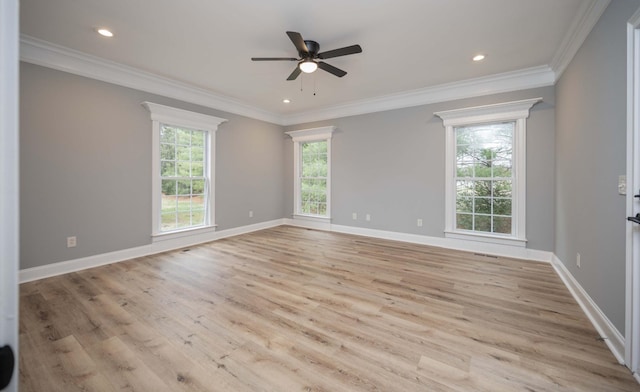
[302,40,320,58]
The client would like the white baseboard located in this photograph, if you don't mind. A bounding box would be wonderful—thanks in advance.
[284,218,553,263]
[19,219,629,374]
[19,219,285,283]
[551,254,625,364]
[285,219,628,366]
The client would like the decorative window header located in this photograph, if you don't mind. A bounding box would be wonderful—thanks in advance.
[434,98,542,127]
[142,102,227,131]
[286,126,336,142]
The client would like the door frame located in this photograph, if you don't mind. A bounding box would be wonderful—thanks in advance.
[625,6,640,381]
[0,0,20,390]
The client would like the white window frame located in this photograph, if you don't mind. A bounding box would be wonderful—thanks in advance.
[435,98,541,247]
[286,126,335,223]
[142,102,227,241]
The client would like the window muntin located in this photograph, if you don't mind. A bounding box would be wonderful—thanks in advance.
[454,122,514,235]
[300,140,328,216]
[159,125,208,232]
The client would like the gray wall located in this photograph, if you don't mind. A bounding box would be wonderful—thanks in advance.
[555,0,640,333]
[284,86,556,251]
[18,0,640,347]
[20,63,284,269]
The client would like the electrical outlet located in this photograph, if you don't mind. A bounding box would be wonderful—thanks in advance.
[67,236,77,248]
[249,210,254,218]
[577,253,581,268]
[417,218,423,227]
[352,213,357,220]
[366,214,371,221]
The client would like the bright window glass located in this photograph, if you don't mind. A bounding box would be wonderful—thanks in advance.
[159,125,208,232]
[300,141,328,216]
[454,122,514,235]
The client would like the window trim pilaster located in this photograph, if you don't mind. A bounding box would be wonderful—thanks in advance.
[435,98,541,247]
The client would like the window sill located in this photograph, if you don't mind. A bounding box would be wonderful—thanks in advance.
[152,224,217,243]
[292,214,331,222]
[444,230,527,248]
[291,214,332,230]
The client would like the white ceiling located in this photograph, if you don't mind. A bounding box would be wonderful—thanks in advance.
[20,0,603,122]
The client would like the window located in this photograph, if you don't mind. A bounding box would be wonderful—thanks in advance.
[159,125,206,231]
[435,98,541,247]
[286,126,335,220]
[300,140,329,215]
[142,102,227,239]
[455,122,514,235]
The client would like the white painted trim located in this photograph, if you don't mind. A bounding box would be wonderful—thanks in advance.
[286,127,335,219]
[20,35,282,125]
[142,102,227,237]
[20,0,609,130]
[142,102,228,131]
[282,67,554,125]
[285,126,335,142]
[550,0,612,80]
[151,225,217,242]
[21,34,556,126]
[17,217,630,377]
[0,0,20,390]
[626,5,640,375]
[551,254,625,364]
[444,231,526,248]
[290,215,332,231]
[19,219,286,284]
[283,219,552,263]
[435,98,541,246]
[434,98,542,126]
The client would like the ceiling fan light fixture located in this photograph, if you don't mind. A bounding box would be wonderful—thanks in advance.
[299,60,318,73]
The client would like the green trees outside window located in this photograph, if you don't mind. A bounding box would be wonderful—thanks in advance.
[454,122,514,234]
[159,125,207,231]
[300,141,328,216]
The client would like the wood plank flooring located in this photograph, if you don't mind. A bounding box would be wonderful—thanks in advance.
[19,226,640,391]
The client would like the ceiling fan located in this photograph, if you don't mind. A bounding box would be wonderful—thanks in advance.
[251,31,362,81]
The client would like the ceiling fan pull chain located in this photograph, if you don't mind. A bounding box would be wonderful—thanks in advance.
[313,73,317,96]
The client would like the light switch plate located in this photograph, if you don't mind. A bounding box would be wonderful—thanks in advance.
[619,175,627,195]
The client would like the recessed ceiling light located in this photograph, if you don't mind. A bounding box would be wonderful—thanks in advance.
[473,54,485,62]
[283,99,291,104]
[97,28,114,38]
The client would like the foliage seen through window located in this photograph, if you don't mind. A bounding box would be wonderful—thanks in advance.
[160,125,207,231]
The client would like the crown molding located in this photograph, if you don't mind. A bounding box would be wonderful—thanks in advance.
[20,35,283,125]
[23,9,612,129]
[550,0,611,80]
[280,66,554,125]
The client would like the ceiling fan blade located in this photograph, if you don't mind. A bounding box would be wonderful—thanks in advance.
[286,31,309,55]
[287,67,302,81]
[317,44,362,59]
[318,61,347,77]
[251,57,298,61]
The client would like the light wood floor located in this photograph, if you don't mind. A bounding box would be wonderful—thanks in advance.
[19,226,640,391]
